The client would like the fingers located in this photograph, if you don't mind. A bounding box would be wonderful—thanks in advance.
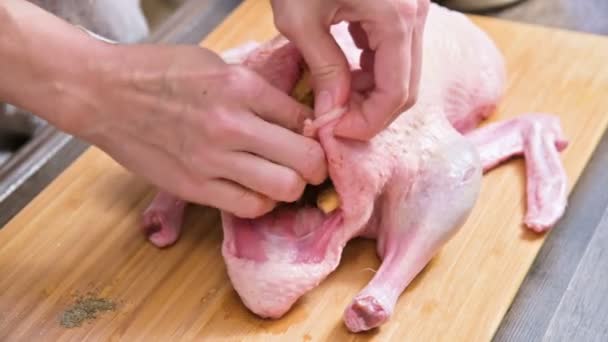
[242,70,328,186]
[221,151,306,203]
[335,24,413,140]
[241,68,314,132]
[200,64,327,195]
[238,113,328,186]
[365,20,414,116]
[335,1,425,141]
[196,179,276,219]
[103,128,275,220]
[403,0,429,115]
[274,8,351,116]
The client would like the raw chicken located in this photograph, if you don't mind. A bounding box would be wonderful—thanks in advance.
[141,4,568,332]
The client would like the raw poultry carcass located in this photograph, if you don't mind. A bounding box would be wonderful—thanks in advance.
[141,4,568,333]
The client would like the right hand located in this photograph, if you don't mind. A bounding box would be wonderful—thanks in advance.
[67,45,327,218]
[271,0,429,141]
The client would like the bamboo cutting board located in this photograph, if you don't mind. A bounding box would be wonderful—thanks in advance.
[2,1,608,341]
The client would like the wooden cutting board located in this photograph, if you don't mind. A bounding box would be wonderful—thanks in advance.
[2,1,608,341]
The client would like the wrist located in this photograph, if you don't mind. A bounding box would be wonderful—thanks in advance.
[43,38,117,136]
[0,2,117,137]
[56,40,128,141]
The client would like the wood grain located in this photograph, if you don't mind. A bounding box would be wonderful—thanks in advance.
[2,1,608,340]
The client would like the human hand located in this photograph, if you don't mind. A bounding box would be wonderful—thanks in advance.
[271,0,429,140]
[69,45,327,218]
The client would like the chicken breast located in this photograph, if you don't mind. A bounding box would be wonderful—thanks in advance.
[141,4,567,332]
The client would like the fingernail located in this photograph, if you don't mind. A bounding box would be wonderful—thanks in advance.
[315,90,334,116]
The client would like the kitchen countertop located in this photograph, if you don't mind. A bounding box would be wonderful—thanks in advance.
[1,0,607,340]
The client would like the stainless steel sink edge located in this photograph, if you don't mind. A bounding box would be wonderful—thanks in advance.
[0,127,71,204]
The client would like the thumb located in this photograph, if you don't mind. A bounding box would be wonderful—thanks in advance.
[288,24,350,117]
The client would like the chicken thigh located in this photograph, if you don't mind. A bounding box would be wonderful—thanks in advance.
[141,4,567,332]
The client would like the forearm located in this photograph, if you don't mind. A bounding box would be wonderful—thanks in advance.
[0,0,111,133]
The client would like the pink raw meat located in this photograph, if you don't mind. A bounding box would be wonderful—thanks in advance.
[141,4,568,332]
[467,115,568,231]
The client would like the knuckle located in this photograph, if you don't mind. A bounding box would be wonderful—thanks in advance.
[278,171,306,202]
[188,180,214,207]
[223,65,255,95]
[289,105,312,131]
[209,111,243,142]
[307,141,326,166]
[404,90,418,109]
[386,88,409,114]
[237,192,273,218]
[273,12,303,37]
[397,83,411,108]
[301,141,327,182]
[232,188,256,218]
[227,65,265,103]
[273,15,291,34]
[359,127,378,141]
[311,63,348,82]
